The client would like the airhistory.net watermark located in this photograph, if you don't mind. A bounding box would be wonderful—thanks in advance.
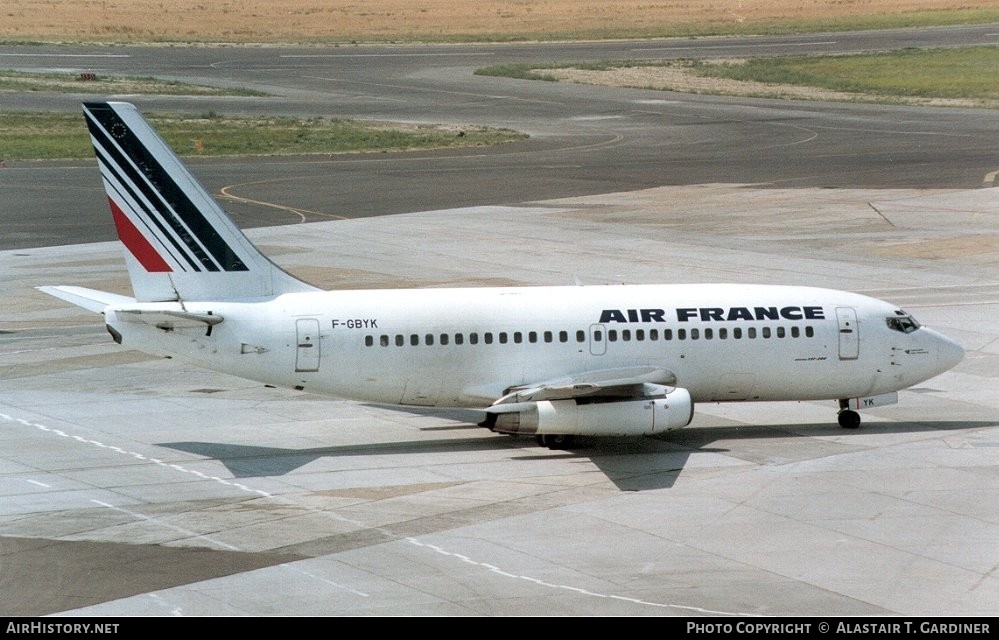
[5,623,119,634]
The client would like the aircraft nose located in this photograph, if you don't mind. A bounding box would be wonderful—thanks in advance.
[928,328,965,373]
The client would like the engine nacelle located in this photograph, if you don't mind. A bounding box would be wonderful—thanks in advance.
[489,388,693,437]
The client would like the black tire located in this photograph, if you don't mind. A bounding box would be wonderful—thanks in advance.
[838,410,861,429]
[536,434,575,449]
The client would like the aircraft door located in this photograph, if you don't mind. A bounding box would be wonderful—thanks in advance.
[836,307,859,360]
[589,323,606,356]
[295,318,321,372]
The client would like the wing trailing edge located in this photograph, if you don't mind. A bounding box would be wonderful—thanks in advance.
[492,366,678,405]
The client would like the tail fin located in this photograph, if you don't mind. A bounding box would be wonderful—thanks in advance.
[82,102,317,302]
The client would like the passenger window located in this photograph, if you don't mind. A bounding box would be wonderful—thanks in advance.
[777,327,785,338]
[529,331,537,343]
[470,332,479,345]
[762,327,771,339]
[425,334,434,346]
[395,334,404,346]
[499,332,508,344]
[748,328,756,339]
[455,333,464,345]
[705,328,713,340]
[410,334,419,346]
[514,332,522,344]
[593,330,603,342]
[440,333,449,345]
[678,329,686,340]
[559,331,568,343]
[380,335,389,347]
[733,328,741,339]
[545,331,554,343]
[576,330,585,342]
[622,329,631,341]
[485,332,494,344]
[608,330,618,342]
[805,326,814,338]
[664,329,673,341]
[719,328,727,339]
[691,328,699,340]
[791,327,799,338]
[365,335,373,347]
[649,329,658,340]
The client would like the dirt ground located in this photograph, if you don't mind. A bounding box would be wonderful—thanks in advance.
[0,1,994,43]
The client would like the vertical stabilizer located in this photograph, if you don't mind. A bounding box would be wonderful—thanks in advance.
[82,101,317,302]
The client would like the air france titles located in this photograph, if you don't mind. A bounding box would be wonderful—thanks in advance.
[598,306,825,323]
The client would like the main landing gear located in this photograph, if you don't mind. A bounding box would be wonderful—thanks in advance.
[535,434,575,449]
[478,414,577,449]
[837,399,861,429]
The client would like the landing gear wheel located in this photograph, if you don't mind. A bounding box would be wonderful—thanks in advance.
[535,434,575,449]
[837,409,861,429]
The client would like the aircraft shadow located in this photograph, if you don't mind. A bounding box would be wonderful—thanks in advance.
[159,436,515,478]
[157,419,993,492]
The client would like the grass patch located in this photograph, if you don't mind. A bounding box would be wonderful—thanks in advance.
[690,47,999,101]
[0,69,266,96]
[663,8,999,40]
[480,46,999,107]
[476,61,626,78]
[473,64,559,81]
[0,112,527,161]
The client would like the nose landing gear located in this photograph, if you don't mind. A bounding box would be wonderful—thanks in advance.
[837,399,861,428]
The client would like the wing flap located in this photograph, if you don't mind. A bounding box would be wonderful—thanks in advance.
[492,366,677,405]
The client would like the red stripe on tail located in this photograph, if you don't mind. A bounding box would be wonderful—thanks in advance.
[108,197,172,272]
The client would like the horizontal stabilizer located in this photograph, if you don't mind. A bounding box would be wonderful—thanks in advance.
[115,309,223,329]
[116,309,223,329]
[36,286,135,313]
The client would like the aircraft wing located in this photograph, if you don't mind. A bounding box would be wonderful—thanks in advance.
[490,366,677,406]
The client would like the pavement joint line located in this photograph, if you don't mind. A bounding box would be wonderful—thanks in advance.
[2,406,747,612]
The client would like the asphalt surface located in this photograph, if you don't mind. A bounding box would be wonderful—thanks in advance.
[2,24,999,249]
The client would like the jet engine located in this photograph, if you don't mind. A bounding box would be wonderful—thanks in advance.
[487,388,693,437]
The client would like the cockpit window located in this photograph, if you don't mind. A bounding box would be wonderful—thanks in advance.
[886,309,921,334]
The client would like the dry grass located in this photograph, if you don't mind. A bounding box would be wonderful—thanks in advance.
[541,61,999,108]
[0,1,996,43]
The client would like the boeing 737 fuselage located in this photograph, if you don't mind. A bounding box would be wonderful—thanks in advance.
[40,103,965,448]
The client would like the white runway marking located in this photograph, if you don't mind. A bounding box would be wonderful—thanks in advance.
[0,408,758,615]
[406,538,755,616]
[90,499,241,551]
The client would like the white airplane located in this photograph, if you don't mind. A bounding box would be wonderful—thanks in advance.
[40,102,965,448]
